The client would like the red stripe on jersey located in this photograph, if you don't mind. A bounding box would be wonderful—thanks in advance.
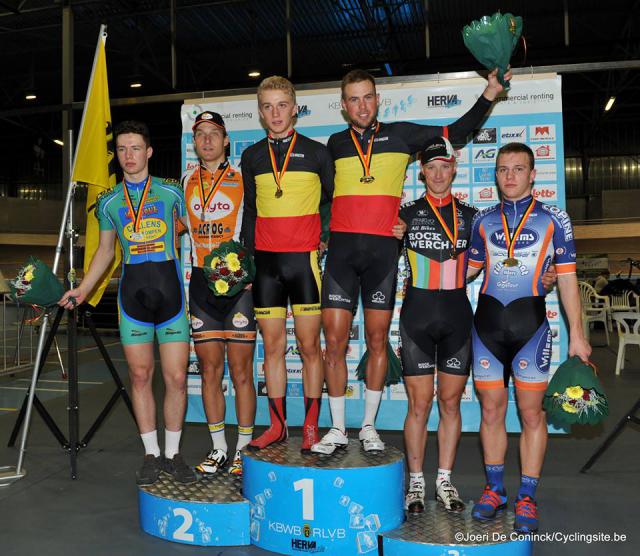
[330,195,400,237]
[256,213,320,252]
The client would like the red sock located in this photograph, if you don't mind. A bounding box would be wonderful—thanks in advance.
[249,397,287,450]
[301,397,321,451]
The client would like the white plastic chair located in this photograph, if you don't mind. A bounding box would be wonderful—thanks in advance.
[613,312,640,375]
[628,292,640,312]
[578,281,610,344]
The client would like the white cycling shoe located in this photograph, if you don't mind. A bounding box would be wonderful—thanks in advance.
[358,425,385,452]
[310,427,348,455]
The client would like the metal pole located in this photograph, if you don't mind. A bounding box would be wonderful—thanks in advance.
[286,0,292,78]
[0,1,75,486]
[170,0,177,90]
[424,0,430,59]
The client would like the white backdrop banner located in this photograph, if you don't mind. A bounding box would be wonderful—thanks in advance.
[180,74,567,433]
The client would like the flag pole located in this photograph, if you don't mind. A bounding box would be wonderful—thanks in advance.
[0,26,107,486]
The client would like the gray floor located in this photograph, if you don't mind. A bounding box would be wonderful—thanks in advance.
[0,328,638,555]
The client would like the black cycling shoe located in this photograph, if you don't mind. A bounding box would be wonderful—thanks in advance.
[162,454,198,484]
[136,454,162,485]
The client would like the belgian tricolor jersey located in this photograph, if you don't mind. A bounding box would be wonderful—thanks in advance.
[328,95,491,237]
[181,163,244,268]
[240,132,334,253]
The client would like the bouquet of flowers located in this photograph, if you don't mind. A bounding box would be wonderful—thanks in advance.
[543,357,609,426]
[462,12,522,90]
[356,343,402,386]
[202,240,255,297]
[9,256,64,307]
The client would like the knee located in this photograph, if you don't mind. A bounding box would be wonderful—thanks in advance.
[229,361,253,390]
[200,360,224,388]
[164,368,187,392]
[365,330,387,354]
[480,401,506,425]
[323,333,347,364]
[297,336,321,362]
[409,397,433,421]
[129,364,153,389]
[263,337,286,359]
[438,394,461,419]
[519,406,545,429]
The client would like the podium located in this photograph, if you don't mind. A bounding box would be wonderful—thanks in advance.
[381,501,533,555]
[243,438,405,554]
[138,473,250,546]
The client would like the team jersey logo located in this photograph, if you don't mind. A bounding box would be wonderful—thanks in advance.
[232,312,249,328]
[189,190,235,221]
[123,218,167,242]
[489,228,539,249]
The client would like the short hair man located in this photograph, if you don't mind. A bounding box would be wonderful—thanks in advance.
[60,121,196,485]
[182,111,257,477]
[240,76,334,451]
[313,67,509,455]
[467,142,591,533]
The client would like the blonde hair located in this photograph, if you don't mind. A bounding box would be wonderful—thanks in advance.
[257,75,296,104]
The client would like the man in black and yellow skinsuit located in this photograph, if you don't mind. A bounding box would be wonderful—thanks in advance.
[240,76,334,451]
[313,68,510,455]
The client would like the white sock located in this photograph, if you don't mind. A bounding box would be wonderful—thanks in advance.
[329,396,346,432]
[436,468,452,487]
[164,429,182,459]
[208,421,228,453]
[362,389,383,428]
[140,430,160,457]
[409,471,425,489]
[235,425,254,452]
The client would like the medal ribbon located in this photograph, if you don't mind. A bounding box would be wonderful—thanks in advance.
[199,162,230,216]
[123,176,152,232]
[425,194,458,253]
[268,131,298,194]
[349,122,379,180]
[500,197,536,259]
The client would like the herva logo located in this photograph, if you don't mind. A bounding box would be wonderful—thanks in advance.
[489,228,539,249]
[473,128,497,144]
[297,104,311,118]
[426,94,462,108]
[472,147,498,163]
[530,124,556,142]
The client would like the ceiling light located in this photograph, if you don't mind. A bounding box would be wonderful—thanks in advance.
[54,139,64,146]
[129,82,143,89]
[248,70,261,78]
[25,94,37,100]
[604,96,616,112]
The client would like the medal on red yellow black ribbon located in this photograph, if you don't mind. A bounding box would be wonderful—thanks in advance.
[500,197,536,267]
[268,131,297,198]
[198,162,230,220]
[426,194,458,259]
[123,176,152,233]
[350,122,379,184]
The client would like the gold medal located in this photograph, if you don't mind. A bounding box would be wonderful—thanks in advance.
[350,123,379,185]
[268,131,297,200]
[500,197,536,266]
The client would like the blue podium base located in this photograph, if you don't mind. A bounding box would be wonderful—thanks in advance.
[138,472,250,546]
[243,437,405,555]
[381,501,533,555]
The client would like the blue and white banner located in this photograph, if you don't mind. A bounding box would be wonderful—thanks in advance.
[181,74,567,432]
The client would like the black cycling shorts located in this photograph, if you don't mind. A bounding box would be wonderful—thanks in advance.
[322,231,400,311]
[400,287,473,376]
[189,267,256,343]
[253,250,321,318]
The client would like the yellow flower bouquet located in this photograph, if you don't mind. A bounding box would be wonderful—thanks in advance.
[202,240,255,297]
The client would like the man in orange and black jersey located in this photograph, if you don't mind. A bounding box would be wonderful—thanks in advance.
[182,112,256,477]
[240,76,334,452]
[313,68,510,456]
